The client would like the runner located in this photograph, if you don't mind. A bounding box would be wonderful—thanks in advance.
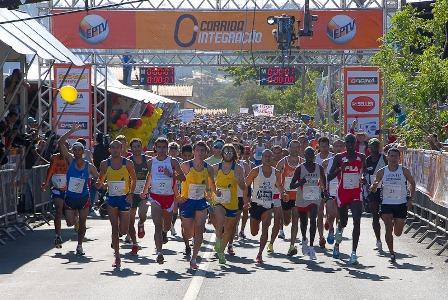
[128,138,151,255]
[58,124,99,256]
[370,148,415,262]
[252,134,266,166]
[205,139,224,166]
[315,136,334,249]
[168,142,182,237]
[141,137,185,264]
[41,141,69,248]
[238,145,254,238]
[290,147,327,260]
[328,134,366,264]
[365,138,387,252]
[97,139,137,268]
[179,141,217,269]
[212,144,248,263]
[246,149,284,263]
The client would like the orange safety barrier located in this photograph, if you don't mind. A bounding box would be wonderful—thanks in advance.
[403,149,448,208]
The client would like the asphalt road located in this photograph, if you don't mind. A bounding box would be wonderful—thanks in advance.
[0,210,447,300]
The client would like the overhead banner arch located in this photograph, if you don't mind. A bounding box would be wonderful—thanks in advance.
[51,9,383,51]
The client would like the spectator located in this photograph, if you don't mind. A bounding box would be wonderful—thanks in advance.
[4,69,29,113]
[427,133,443,151]
[93,133,109,170]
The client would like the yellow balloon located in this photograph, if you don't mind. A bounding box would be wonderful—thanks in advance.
[60,85,78,104]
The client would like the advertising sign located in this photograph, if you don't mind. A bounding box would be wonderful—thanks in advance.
[253,104,274,117]
[239,108,249,114]
[179,109,195,123]
[52,10,383,51]
[343,66,381,137]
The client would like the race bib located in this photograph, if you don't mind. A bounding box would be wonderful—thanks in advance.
[67,177,85,194]
[134,180,146,194]
[329,180,338,196]
[383,184,402,199]
[52,174,67,190]
[188,184,206,200]
[108,181,126,196]
[284,177,293,191]
[152,178,173,195]
[216,188,231,204]
[303,185,320,201]
[343,173,360,189]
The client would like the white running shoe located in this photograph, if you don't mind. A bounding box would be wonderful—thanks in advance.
[302,239,309,255]
[349,252,359,265]
[376,240,383,251]
[308,247,316,260]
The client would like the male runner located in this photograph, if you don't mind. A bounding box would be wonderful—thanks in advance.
[246,149,284,263]
[252,134,266,166]
[328,134,366,264]
[128,138,151,255]
[365,138,387,251]
[290,147,327,259]
[179,141,217,269]
[97,140,137,267]
[141,137,185,264]
[169,142,182,236]
[205,139,224,166]
[370,148,415,262]
[212,144,248,263]
[58,124,99,255]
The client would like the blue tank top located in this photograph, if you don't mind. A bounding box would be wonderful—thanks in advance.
[66,159,89,199]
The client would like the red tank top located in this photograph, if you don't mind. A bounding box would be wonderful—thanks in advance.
[336,152,363,206]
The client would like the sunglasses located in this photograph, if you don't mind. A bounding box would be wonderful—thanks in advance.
[223,150,234,155]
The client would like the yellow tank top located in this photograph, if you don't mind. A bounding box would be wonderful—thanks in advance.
[181,161,209,200]
[215,162,238,210]
[105,158,130,196]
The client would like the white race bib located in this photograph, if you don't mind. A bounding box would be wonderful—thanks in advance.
[343,173,360,189]
[329,180,338,196]
[383,184,402,199]
[108,181,126,196]
[134,180,146,194]
[68,177,85,194]
[188,184,206,200]
[284,177,293,191]
[216,188,231,204]
[52,174,67,190]
[303,185,320,201]
[151,178,173,195]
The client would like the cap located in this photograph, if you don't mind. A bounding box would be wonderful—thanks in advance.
[368,138,380,145]
[72,142,85,150]
[213,140,224,149]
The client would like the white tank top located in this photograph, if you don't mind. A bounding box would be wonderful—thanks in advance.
[315,152,333,166]
[150,156,174,195]
[252,166,276,208]
[381,166,407,205]
[254,144,265,160]
[296,163,321,207]
[324,157,338,197]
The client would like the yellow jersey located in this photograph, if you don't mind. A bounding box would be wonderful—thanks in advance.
[215,162,238,211]
[181,161,209,201]
[105,158,131,197]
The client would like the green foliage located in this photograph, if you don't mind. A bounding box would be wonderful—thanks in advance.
[372,3,448,148]
[221,66,258,86]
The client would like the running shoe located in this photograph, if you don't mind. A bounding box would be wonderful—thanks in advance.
[217,252,226,264]
[287,245,298,257]
[335,228,343,244]
[239,231,246,239]
[327,230,335,245]
[190,258,199,270]
[267,243,274,253]
[324,220,330,231]
[124,234,132,244]
[332,246,340,259]
[390,253,396,263]
[162,231,168,244]
[308,247,317,260]
[170,226,177,237]
[227,245,236,256]
[349,252,359,265]
[112,257,121,268]
[376,240,383,252]
[137,223,145,239]
[185,245,192,256]
[54,236,63,249]
[76,245,85,256]
[302,239,309,256]
[319,237,326,249]
[156,252,164,264]
[130,244,139,255]
[255,254,263,264]
[278,229,285,239]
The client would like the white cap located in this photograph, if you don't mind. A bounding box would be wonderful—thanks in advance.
[72,142,85,150]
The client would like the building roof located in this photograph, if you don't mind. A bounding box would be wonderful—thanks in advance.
[153,85,193,97]
[186,100,206,109]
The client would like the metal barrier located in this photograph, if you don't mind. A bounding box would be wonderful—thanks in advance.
[403,149,448,255]
[0,168,24,245]
[28,164,53,224]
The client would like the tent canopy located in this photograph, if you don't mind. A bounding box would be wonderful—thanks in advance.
[0,9,83,65]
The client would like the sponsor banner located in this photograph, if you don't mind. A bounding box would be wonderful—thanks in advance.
[54,66,90,90]
[346,70,380,92]
[253,104,274,117]
[179,109,195,123]
[56,114,91,136]
[404,150,448,208]
[240,108,249,114]
[56,91,90,114]
[51,10,382,50]
[346,94,379,115]
[345,116,380,137]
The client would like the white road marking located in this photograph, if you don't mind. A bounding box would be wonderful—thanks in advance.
[182,234,217,300]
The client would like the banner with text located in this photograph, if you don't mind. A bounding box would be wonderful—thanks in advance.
[253,104,274,117]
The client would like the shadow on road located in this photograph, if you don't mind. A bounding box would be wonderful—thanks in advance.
[50,251,106,265]
[388,262,433,271]
[154,269,192,281]
[100,267,142,277]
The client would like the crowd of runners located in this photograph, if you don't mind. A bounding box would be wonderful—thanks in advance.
[41,113,416,269]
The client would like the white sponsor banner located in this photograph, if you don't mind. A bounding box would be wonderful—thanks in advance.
[54,67,90,90]
[346,70,380,92]
[179,109,195,123]
[56,91,90,113]
[239,107,249,114]
[252,104,274,117]
[346,116,380,137]
[346,93,380,115]
[56,114,91,137]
